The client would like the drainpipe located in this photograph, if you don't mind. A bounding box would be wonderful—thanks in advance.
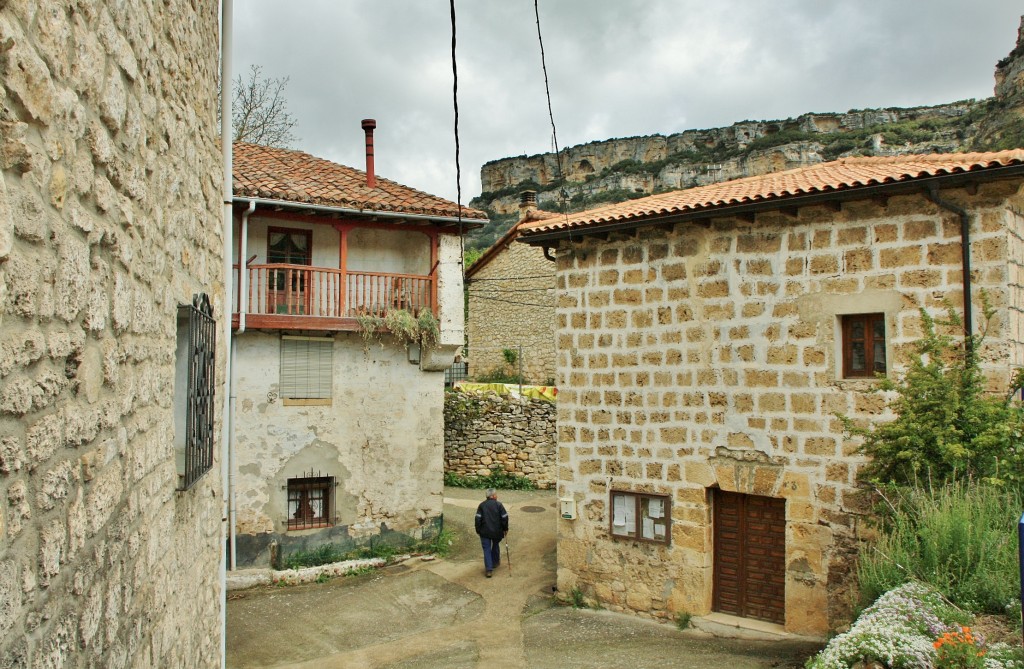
[228,199,255,573]
[362,119,376,188]
[219,0,233,666]
[925,183,973,349]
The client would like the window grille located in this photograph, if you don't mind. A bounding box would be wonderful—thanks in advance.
[287,473,335,530]
[610,491,671,545]
[445,361,468,387]
[178,293,216,491]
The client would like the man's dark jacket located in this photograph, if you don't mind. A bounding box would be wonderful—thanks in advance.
[475,498,509,540]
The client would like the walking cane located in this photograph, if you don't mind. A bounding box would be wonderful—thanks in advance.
[505,536,512,576]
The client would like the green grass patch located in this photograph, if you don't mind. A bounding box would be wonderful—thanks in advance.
[444,467,535,491]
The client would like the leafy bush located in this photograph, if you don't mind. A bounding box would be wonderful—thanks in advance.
[857,482,1022,614]
[283,544,346,569]
[444,466,535,491]
[473,367,525,385]
[443,389,484,431]
[845,305,1024,487]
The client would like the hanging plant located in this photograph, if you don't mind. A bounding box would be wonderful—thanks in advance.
[355,308,440,354]
[416,309,440,350]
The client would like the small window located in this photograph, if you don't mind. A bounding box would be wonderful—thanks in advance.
[610,491,671,544]
[287,474,334,530]
[174,294,217,491]
[842,313,886,378]
[280,336,332,406]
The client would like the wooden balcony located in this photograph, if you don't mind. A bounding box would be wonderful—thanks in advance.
[232,263,436,331]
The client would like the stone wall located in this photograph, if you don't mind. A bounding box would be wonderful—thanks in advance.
[444,392,557,489]
[467,238,556,384]
[0,2,224,667]
[551,180,1024,635]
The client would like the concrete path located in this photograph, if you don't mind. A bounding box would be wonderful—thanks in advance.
[226,488,822,669]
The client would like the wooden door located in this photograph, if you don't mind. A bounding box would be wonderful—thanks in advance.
[267,228,312,314]
[713,490,786,624]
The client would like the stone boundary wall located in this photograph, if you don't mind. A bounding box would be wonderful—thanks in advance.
[444,393,557,489]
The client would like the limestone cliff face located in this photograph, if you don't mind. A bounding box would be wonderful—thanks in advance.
[473,16,1024,219]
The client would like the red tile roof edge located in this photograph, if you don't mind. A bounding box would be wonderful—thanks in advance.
[232,141,488,221]
[517,150,1024,237]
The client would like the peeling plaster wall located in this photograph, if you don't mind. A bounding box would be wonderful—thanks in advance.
[552,181,1024,635]
[232,332,444,566]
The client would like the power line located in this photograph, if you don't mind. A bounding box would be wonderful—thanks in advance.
[471,294,553,309]
[534,0,573,241]
[449,0,465,266]
[466,274,553,282]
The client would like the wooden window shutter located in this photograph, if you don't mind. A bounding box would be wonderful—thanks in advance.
[280,336,333,400]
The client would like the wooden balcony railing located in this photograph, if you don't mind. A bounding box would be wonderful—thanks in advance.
[232,264,435,327]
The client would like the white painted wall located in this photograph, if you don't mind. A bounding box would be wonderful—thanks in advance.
[232,331,444,545]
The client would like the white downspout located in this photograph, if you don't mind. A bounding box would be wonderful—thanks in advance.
[219,0,233,667]
[229,200,254,572]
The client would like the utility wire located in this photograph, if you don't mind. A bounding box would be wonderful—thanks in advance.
[467,274,554,282]
[534,0,573,240]
[471,294,553,309]
[449,0,464,264]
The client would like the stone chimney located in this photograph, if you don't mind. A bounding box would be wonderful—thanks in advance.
[361,119,377,188]
[518,190,537,222]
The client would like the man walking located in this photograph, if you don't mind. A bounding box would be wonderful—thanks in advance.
[474,488,509,578]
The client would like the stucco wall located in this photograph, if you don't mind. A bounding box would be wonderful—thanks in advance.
[0,2,224,666]
[232,332,445,566]
[551,180,1024,635]
[467,240,556,383]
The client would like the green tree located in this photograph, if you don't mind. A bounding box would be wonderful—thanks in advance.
[848,304,1024,487]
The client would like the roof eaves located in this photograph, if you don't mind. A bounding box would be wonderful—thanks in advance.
[518,161,1024,245]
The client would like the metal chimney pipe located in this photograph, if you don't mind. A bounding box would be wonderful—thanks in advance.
[361,119,377,188]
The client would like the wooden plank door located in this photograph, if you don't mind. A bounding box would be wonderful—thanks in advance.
[713,490,786,624]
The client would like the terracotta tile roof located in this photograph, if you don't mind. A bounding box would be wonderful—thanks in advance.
[233,142,487,221]
[466,209,561,278]
[518,150,1024,238]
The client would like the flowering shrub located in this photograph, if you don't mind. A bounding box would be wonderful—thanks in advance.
[933,627,986,669]
[806,582,1024,669]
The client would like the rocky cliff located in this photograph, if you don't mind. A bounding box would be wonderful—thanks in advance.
[469,16,1024,245]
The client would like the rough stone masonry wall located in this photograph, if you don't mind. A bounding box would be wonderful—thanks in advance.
[552,180,1024,635]
[0,2,224,667]
[467,240,556,384]
[444,393,557,489]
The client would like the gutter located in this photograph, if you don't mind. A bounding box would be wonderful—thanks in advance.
[233,196,487,228]
[227,199,255,574]
[925,183,974,347]
[218,1,232,666]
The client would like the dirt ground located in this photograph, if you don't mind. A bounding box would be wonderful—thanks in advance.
[226,487,823,669]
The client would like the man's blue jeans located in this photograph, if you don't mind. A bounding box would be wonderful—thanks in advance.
[480,536,501,571]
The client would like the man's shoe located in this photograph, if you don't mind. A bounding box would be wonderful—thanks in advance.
[486,570,493,578]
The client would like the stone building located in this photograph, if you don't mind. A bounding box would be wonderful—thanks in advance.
[516,151,1024,635]
[229,133,487,566]
[1,2,224,667]
[466,192,557,384]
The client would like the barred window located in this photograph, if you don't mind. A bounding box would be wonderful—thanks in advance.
[287,475,335,530]
[174,294,217,491]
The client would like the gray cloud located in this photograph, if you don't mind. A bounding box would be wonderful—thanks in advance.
[232,1,1022,204]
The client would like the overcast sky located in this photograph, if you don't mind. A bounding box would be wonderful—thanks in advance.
[232,2,1023,204]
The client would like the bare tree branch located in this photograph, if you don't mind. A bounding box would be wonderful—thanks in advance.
[232,64,298,148]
